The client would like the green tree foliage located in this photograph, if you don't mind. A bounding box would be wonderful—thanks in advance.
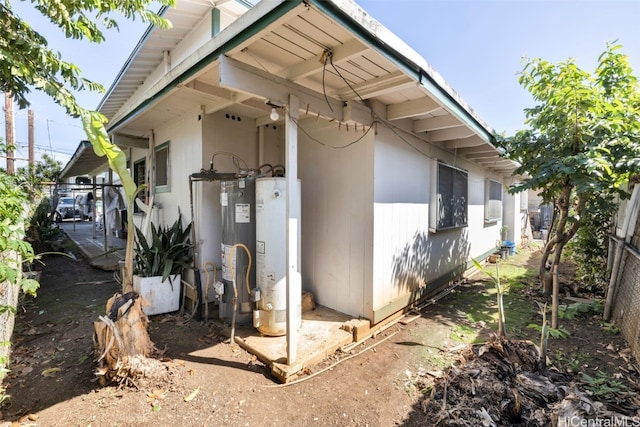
[0,0,175,390]
[15,153,62,187]
[1,0,174,292]
[0,0,173,113]
[0,171,38,383]
[501,43,640,293]
[565,202,610,293]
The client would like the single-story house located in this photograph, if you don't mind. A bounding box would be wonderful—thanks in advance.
[60,0,522,367]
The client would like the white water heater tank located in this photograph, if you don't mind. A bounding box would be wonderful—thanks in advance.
[255,177,301,336]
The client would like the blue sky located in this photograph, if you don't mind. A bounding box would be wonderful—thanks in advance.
[4,0,640,168]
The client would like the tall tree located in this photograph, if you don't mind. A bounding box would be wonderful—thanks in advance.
[0,0,174,385]
[2,0,175,292]
[501,43,640,293]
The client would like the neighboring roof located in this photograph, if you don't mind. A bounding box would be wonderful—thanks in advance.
[94,0,517,174]
[59,134,149,179]
[58,140,104,179]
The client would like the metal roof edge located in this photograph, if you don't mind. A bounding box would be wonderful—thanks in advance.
[104,0,299,133]
[310,0,497,144]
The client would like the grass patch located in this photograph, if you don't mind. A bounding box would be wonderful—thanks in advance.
[450,324,477,343]
[438,255,539,342]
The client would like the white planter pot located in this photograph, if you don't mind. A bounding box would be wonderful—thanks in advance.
[133,274,181,316]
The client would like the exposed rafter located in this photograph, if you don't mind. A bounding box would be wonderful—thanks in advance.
[386,97,440,121]
[465,151,501,160]
[458,145,499,155]
[337,71,415,100]
[444,135,487,149]
[413,115,461,133]
[186,79,238,102]
[287,39,367,81]
[428,126,475,142]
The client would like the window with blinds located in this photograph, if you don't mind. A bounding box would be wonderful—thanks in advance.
[133,158,146,213]
[432,161,468,231]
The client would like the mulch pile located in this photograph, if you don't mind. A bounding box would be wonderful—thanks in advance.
[417,335,637,426]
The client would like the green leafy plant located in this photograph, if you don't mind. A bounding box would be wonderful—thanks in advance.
[600,321,620,335]
[472,258,507,337]
[565,207,610,294]
[0,171,39,386]
[580,371,632,401]
[558,300,604,319]
[133,212,193,282]
[528,323,570,339]
[500,225,509,242]
[499,43,640,294]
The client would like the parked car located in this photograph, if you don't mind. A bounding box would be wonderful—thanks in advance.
[55,197,82,222]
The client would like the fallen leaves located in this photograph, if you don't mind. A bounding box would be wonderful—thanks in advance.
[40,367,61,377]
[17,413,39,424]
[146,389,167,412]
[184,387,200,402]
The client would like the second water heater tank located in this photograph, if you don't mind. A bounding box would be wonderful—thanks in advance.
[254,177,301,336]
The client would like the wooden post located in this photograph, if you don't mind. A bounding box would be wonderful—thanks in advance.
[28,109,34,172]
[551,265,558,329]
[4,92,15,175]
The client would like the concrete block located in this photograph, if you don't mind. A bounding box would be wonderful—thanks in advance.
[341,319,370,342]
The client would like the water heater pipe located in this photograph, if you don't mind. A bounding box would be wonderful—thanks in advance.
[202,261,217,322]
[228,243,252,344]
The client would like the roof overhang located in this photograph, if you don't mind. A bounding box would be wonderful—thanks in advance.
[95,0,518,176]
[59,134,149,180]
[59,141,106,180]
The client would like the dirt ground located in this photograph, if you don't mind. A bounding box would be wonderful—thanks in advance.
[1,242,638,426]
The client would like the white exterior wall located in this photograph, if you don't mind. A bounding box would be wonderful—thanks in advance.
[371,122,503,321]
[198,110,281,267]
[149,108,203,229]
[298,118,375,319]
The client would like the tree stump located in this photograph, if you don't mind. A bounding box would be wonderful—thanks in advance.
[93,292,165,386]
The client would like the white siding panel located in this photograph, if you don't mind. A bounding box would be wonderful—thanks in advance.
[151,109,203,230]
[298,119,374,318]
[371,125,431,310]
[371,124,504,315]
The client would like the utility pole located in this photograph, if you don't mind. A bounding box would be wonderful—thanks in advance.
[28,109,35,173]
[4,92,15,175]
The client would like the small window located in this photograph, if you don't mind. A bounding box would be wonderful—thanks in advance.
[431,161,468,231]
[133,158,146,213]
[155,142,169,192]
[485,179,503,223]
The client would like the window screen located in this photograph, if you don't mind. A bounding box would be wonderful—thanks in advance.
[436,161,468,230]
